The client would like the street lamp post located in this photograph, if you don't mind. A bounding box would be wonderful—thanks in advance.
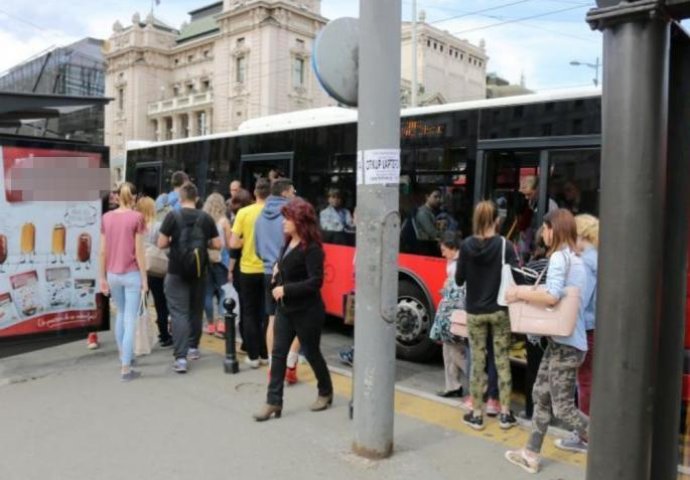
[570,57,601,86]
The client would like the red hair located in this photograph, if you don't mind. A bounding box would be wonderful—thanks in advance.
[281,198,322,248]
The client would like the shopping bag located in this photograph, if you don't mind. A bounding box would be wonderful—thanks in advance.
[134,295,154,356]
[496,237,515,307]
[449,309,468,338]
[145,244,168,277]
[343,291,355,326]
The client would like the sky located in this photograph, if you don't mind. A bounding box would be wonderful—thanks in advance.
[0,0,603,91]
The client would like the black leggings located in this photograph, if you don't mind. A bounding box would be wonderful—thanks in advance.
[239,272,267,360]
[148,275,171,342]
[267,306,333,406]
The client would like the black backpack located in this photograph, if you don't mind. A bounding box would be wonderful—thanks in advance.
[172,210,209,281]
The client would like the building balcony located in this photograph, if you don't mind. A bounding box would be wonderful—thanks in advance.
[148,91,213,116]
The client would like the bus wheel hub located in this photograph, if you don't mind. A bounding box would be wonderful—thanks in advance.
[396,297,428,343]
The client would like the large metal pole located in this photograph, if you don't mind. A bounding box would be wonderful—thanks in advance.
[411,0,418,108]
[650,26,690,480]
[586,5,670,480]
[352,0,401,459]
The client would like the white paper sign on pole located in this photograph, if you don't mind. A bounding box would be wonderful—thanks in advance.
[356,149,401,185]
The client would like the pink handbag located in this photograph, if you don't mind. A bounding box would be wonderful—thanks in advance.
[450,309,468,338]
[508,265,581,336]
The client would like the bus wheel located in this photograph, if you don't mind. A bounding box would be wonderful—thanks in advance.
[395,280,439,362]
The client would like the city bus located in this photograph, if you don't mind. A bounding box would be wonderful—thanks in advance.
[125,88,608,361]
[127,87,609,363]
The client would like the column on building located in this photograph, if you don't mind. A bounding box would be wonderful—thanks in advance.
[205,108,212,134]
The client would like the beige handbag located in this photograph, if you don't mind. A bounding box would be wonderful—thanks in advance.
[508,263,581,337]
[145,243,168,277]
[449,309,468,337]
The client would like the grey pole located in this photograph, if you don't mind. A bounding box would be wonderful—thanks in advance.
[352,0,401,460]
[650,26,690,480]
[586,4,670,480]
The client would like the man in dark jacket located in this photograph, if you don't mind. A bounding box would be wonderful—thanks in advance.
[254,178,300,383]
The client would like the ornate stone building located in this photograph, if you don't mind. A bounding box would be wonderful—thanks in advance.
[104,0,333,169]
[104,1,488,172]
[401,15,488,106]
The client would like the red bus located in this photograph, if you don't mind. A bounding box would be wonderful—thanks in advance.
[126,88,612,363]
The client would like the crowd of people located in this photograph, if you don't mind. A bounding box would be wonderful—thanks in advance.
[428,191,599,474]
[96,170,333,418]
[95,167,600,474]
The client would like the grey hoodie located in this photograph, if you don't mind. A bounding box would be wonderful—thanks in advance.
[255,195,288,274]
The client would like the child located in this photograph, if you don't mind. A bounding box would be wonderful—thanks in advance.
[430,231,468,398]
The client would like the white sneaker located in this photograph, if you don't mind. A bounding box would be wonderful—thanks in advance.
[245,357,260,369]
[505,449,540,474]
[259,357,269,366]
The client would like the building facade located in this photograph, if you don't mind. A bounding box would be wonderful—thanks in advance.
[0,38,106,144]
[104,1,489,170]
[401,15,488,106]
[104,0,334,169]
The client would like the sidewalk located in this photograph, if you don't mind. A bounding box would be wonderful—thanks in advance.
[0,333,585,480]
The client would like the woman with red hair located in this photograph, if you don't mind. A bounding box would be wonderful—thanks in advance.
[253,198,333,421]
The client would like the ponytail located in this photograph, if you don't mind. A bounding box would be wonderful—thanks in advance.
[472,200,498,236]
[117,182,137,208]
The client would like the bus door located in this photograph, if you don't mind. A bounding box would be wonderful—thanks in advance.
[475,135,601,260]
[132,161,163,199]
[239,152,293,190]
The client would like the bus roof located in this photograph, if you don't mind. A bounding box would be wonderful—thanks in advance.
[127,86,601,152]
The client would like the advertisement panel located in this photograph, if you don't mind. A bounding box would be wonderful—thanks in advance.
[0,144,108,339]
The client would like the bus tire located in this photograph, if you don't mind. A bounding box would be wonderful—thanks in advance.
[395,279,439,362]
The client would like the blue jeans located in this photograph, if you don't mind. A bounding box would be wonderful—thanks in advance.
[108,271,142,367]
[204,263,228,324]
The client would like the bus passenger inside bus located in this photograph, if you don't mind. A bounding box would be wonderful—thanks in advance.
[320,188,355,246]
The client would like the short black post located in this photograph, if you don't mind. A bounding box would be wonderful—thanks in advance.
[222,297,239,374]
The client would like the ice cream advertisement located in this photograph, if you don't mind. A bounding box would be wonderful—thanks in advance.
[0,145,106,338]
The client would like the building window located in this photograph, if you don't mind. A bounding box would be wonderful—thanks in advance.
[292,57,305,88]
[188,54,194,62]
[204,50,210,58]
[173,85,179,96]
[427,40,430,47]
[174,58,179,66]
[236,37,245,47]
[433,42,437,49]
[187,83,194,93]
[202,80,210,91]
[440,45,444,52]
[118,88,124,110]
[197,112,207,135]
[236,56,246,83]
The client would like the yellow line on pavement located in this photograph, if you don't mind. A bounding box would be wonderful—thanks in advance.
[201,335,584,468]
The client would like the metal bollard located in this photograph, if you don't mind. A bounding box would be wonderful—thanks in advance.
[222,297,239,374]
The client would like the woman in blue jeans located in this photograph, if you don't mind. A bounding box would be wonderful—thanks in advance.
[99,182,148,381]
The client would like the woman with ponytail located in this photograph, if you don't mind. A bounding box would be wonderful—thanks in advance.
[99,182,148,381]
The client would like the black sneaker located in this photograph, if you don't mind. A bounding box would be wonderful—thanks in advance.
[159,338,173,348]
[499,411,518,430]
[462,412,485,431]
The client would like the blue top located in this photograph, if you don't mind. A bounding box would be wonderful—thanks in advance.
[545,247,588,351]
[167,190,182,211]
[580,246,598,331]
[255,195,288,274]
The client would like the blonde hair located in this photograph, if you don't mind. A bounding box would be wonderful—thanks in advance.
[472,200,498,236]
[575,214,599,247]
[203,193,227,222]
[136,196,156,226]
[117,182,136,208]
